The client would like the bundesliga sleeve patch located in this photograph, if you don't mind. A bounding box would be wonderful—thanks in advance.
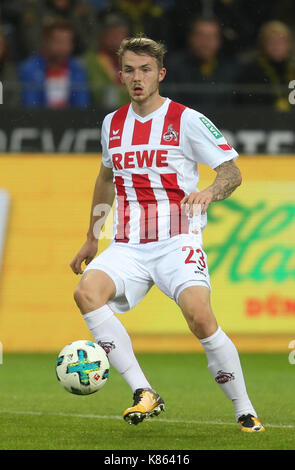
[199,116,223,139]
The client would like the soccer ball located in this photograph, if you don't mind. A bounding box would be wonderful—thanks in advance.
[56,340,110,395]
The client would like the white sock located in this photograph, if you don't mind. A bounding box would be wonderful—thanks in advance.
[83,305,151,393]
[200,327,257,421]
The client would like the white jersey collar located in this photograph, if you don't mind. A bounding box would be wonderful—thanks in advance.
[130,97,170,122]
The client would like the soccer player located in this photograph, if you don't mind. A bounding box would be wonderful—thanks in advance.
[70,36,264,432]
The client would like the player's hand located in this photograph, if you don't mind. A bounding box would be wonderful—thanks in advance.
[180,189,214,217]
[70,238,98,275]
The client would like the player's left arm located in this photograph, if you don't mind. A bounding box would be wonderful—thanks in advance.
[181,159,242,216]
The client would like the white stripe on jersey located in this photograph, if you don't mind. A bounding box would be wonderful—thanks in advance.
[123,186,141,244]
[151,173,172,241]
[121,106,134,147]
[148,112,166,147]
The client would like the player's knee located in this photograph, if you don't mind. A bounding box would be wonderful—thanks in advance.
[195,311,211,332]
[74,271,116,313]
[73,283,102,311]
[189,309,209,332]
[73,284,88,308]
[184,302,214,336]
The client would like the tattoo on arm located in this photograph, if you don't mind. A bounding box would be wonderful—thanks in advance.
[210,159,242,201]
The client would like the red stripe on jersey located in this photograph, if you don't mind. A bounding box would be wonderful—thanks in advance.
[160,101,186,146]
[114,175,130,243]
[160,173,189,237]
[108,104,130,149]
[132,119,152,145]
[218,143,232,150]
[132,174,158,243]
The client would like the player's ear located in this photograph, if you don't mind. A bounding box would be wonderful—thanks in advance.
[159,68,166,83]
[118,70,123,84]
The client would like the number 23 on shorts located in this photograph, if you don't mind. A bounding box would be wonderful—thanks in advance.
[182,245,207,270]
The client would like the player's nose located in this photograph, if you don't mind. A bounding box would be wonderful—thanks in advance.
[133,69,143,81]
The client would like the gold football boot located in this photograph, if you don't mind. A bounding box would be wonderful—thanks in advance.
[123,388,165,425]
[238,414,265,432]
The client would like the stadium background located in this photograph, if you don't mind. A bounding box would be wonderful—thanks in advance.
[0,154,294,353]
[0,0,295,355]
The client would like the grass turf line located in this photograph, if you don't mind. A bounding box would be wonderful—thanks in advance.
[0,352,294,450]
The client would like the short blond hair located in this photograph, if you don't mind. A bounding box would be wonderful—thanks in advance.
[118,35,166,70]
[258,21,292,49]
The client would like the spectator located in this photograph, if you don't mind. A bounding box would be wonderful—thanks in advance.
[84,13,130,109]
[101,0,170,46]
[0,27,20,106]
[19,18,90,108]
[0,0,24,60]
[20,0,98,58]
[236,21,295,110]
[165,17,241,108]
[165,0,277,58]
[86,0,110,12]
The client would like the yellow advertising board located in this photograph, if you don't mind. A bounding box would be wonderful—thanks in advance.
[0,155,294,352]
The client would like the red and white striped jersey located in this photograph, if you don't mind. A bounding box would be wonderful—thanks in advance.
[101,98,238,244]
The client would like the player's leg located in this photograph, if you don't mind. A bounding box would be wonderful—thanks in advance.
[74,251,165,425]
[74,268,152,394]
[178,285,264,432]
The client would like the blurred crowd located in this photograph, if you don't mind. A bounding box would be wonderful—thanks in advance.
[0,0,295,111]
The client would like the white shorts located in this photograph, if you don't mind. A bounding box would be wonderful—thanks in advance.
[84,234,211,313]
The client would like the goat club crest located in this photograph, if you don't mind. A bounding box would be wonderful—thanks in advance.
[163,124,178,142]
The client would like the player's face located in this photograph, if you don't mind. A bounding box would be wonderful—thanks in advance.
[120,51,166,104]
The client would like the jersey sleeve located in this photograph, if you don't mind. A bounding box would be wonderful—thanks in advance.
[182,109,238,169]
[101,115,113,168]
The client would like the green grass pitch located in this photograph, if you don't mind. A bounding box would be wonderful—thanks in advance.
[0,352,294,450]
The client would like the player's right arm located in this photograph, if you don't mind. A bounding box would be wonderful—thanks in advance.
[70,163,114,275]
